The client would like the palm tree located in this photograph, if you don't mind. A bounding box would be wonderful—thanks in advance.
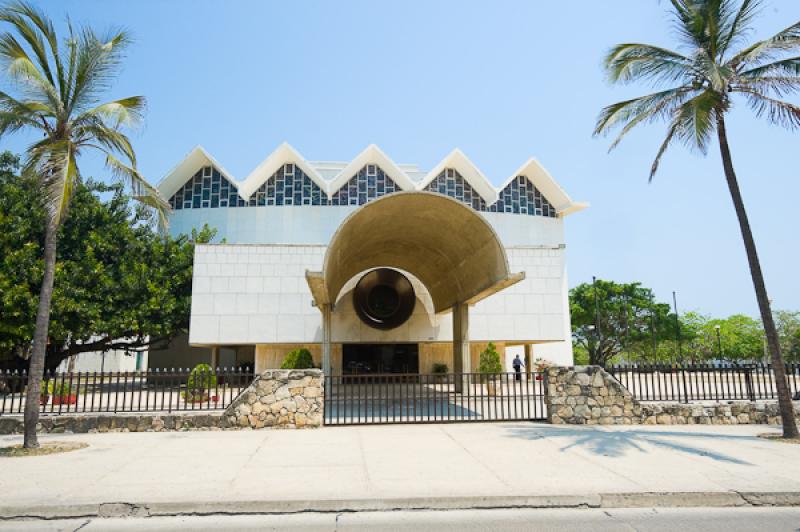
[595,0,799,438]
[0,2,167,448]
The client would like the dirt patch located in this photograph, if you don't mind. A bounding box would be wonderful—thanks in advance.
[758,433,800,444]
[0,441,88,457]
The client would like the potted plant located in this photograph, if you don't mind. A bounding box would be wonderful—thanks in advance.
[183,363,217,403]
[39,380,51,406]
[478,342,503,396]
[51,382,78,405]
[534,358,552,380]
[432,363,448,383]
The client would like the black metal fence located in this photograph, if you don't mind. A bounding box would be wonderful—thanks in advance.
[324,372,546,425]
[0,368,253,416]
[607,363,800,403]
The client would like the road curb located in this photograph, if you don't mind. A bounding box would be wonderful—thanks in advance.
[2,492,800,520]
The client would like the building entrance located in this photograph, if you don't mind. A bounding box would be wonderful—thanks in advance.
[342,343,419,375]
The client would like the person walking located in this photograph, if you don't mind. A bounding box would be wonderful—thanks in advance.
[512,355,524,381]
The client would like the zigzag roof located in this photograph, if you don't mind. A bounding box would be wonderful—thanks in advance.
[156,143,588,215]
[156,146,239,200]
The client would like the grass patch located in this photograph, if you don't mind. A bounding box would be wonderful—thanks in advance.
[758,433,800,444]
[0,441,88,457]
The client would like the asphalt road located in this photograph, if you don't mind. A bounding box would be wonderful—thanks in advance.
[2,507,800,532]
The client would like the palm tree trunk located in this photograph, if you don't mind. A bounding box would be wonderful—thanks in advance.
[22,215,58,448]
[716,113,798,439]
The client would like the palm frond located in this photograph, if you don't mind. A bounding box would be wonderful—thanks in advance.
[1,1,63,94]
[735,75,800,98]
[99,149,170,220]
[649,90,722,180]
[594,87,695,150]
[0,30,61,110]
[649,117,683,182]
[23,139,79,225]
[0,10,54,88]
[0,109,42,137]
[670,0,720,53]
[741,90,800,129]
[738,56,800,79]
[675,90,721,153]
[729,21,800,69]
[78,95,146,128]
[718,0,762,59]
[604,43,693,85]
[0,89,53,119]
[68,28,131,115]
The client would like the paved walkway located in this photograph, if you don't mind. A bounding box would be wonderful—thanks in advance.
[1,422,800,517]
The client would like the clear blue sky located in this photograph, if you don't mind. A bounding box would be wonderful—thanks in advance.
[5,0,800,318]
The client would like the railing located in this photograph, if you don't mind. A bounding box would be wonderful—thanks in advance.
[607,363,800,403]
[0,368,254,416]
[324,372,546,425]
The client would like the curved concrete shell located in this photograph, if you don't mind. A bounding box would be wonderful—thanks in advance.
[320,191,517,313]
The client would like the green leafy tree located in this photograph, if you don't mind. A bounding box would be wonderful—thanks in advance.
[594,0,800,438]
[683,313,765,361]
[775,311,800,363]
[570,280,675,367]
[0,2,168,448]
[0,153,214,373]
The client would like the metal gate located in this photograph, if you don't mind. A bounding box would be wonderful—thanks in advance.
[323,372,547,425]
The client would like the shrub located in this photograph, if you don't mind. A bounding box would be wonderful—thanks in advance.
[40,380,74,399]
[186,363,217,400]
[432,363,448,374]
[478,342,503,376]
[280,348,314,369]
[52,381,74,398]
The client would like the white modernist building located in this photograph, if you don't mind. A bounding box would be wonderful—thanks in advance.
[156,143,587,376]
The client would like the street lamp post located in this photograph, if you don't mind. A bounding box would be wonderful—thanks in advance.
[650,311,658,364]
[587,325,596,364]
[592,276,602,365]
[715,324,722,360]
[672,291,682,364]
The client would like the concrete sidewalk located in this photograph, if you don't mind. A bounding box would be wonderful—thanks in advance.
[2,422,800,518]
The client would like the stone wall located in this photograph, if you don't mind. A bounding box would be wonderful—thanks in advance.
[640,400,800,425]
[224,369,323,429]
[545,366,800,426]
[0,369,324,435]
[0,412,227,435]
[545,366,641,424]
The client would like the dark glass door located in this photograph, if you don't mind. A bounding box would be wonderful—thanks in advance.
[342,344,419,375]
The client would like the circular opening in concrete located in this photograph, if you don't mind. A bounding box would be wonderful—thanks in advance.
[367,285,400,318]
[354,269,415,330]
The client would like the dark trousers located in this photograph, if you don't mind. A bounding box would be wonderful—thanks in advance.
[514,366,522,380]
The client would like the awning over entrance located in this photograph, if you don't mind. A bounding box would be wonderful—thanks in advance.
[305,191,524,313]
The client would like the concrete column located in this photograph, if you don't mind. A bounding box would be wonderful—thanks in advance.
[321,304,332,377]
[524,344,532,378]
[452,302,470,393]
[210,347,220,370]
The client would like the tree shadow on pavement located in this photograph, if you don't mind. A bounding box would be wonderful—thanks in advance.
[504,425,762,465]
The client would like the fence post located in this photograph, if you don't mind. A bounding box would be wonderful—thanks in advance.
[681,365,689,403]
[744,366,755,402]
